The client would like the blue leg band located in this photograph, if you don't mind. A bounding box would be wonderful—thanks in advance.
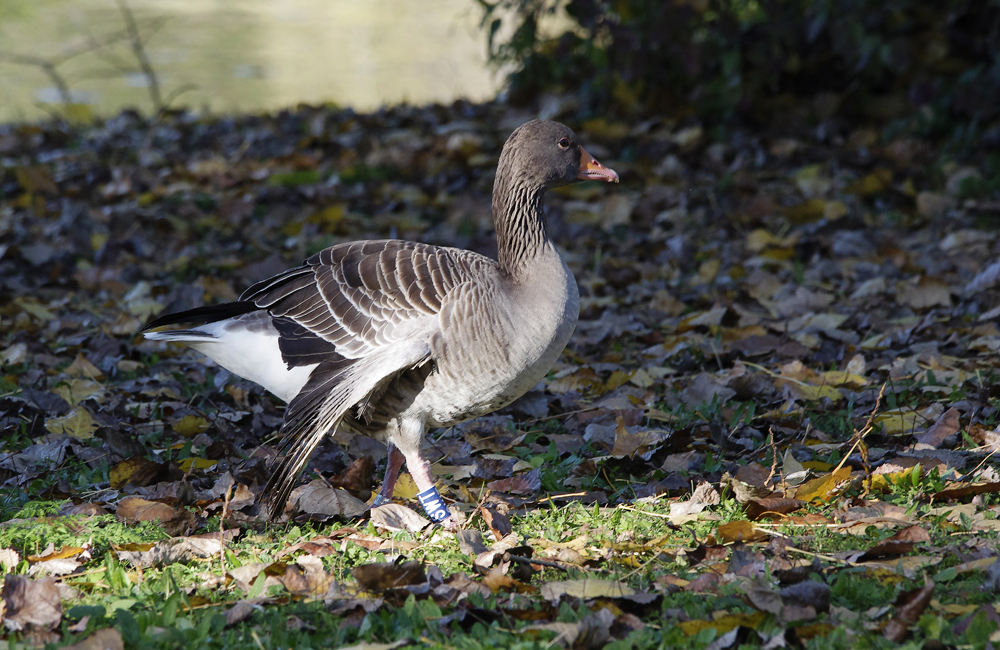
[372,493,390,508]
[416,487,451,523]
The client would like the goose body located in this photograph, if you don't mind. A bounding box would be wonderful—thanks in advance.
[142,120,618,524]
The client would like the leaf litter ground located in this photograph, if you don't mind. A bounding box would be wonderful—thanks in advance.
[2,101,1000,649]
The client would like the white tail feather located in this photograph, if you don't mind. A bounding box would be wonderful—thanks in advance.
[143,319,315,402]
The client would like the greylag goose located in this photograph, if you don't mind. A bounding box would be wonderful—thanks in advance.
[141,119,618,526]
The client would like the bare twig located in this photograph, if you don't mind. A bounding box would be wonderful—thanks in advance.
[766,426,779,484]
[86,17,166,76]
[219,483,232,578]
[0,19,151,111]
[504,554,573,572]
[0,51,73,105]
[115,0,162,111]
[834,380,887,475]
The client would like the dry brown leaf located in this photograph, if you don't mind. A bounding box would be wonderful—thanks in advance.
[114,536,222,568]
[369,503,430,533]
[913,407,960,450]
[1,575,62,631]
[109,457,166,489]
[487,468,541,495]
[540,579,634,601]
[677,611,767,636]
[292,481,367,519]
[744,498,806,521]
[930,481,1000,501]
[115,497,178,524]
[45,408,98,440]
[173,415,210,437]
[353,561,425,592]
[795,467,852,503]
[65,353,105,380]
[883,578,934,642]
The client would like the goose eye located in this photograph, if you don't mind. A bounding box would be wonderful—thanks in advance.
[558,137,571,149]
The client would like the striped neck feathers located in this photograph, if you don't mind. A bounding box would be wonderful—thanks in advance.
[492,160,551,276]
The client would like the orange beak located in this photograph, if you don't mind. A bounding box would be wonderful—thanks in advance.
[577,147,619,183]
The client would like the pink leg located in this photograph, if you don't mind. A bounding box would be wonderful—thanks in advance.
[401,449,456,528]
[372,443,404,507]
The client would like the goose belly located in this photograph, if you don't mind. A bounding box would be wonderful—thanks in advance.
[416,261,579,426]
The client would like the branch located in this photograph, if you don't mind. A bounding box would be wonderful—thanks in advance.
[0,52,72,105]
[0,28,135,107]
[115,0,162,111]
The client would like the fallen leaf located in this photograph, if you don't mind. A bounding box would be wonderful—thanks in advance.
[913,407,960,449]
[45,408,98,440]
[60,628,124,650]
[540,579,635,601]
[109,457,166,488]
[1,575,62,631]
[173,415,209,437]
[353,561,425,592]
[883,578,934,642]
[678,611,767,636]
[292,481,367,519]
[369,503,430,533]
[114,537,222,568]
[717,520,769,544]
[795,467,852,503]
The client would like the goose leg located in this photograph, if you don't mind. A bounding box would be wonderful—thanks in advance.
[392,419,455,528]
[371,443,404,507]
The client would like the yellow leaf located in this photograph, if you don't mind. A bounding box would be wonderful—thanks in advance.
[28,546,85,562]
[824,200,848,221]
[391,472,419,500]
[747,229,799,253]
[795,623,836,639]
[604,370,634,392]
[717,520,768,544]
[795,466,852,503]
[628,368,655,388]
[61,103,93,124]
[774,379,843,402]
[110,457,164,489]
[14,297,55,321]
[847,168,892,196]
[679,611,767,635]
[819,371,868,389]
[874,409,921,435]
[52,379,103,406]
[15,166,57,194]
[784,198,827,223]
[91,232,109,251]
[697,259,721,284]
[869,470,910,492]
[174,415,210,437]
[65,353,104,380]
[45,407,97,440]
[540,579,635,600]
[178,458,218,472]
[307,204,345,231]
[581,118,631,140]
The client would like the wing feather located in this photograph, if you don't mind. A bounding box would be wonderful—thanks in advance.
[243,240,494,361]
[262,340,431,518]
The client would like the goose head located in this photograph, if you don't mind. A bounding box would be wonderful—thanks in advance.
[499,120,619,190]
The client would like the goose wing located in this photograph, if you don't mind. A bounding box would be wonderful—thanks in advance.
[244,239,492,362]
[244,239,494,516]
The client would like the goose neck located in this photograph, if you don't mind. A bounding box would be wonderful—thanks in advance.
[493,176,549,275]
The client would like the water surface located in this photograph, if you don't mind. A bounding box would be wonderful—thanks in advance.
[0,0,499,122]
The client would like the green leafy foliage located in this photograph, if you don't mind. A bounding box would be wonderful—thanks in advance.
[477,0,1000,136]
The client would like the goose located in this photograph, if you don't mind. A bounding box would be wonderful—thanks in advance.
[141,119,619,527]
